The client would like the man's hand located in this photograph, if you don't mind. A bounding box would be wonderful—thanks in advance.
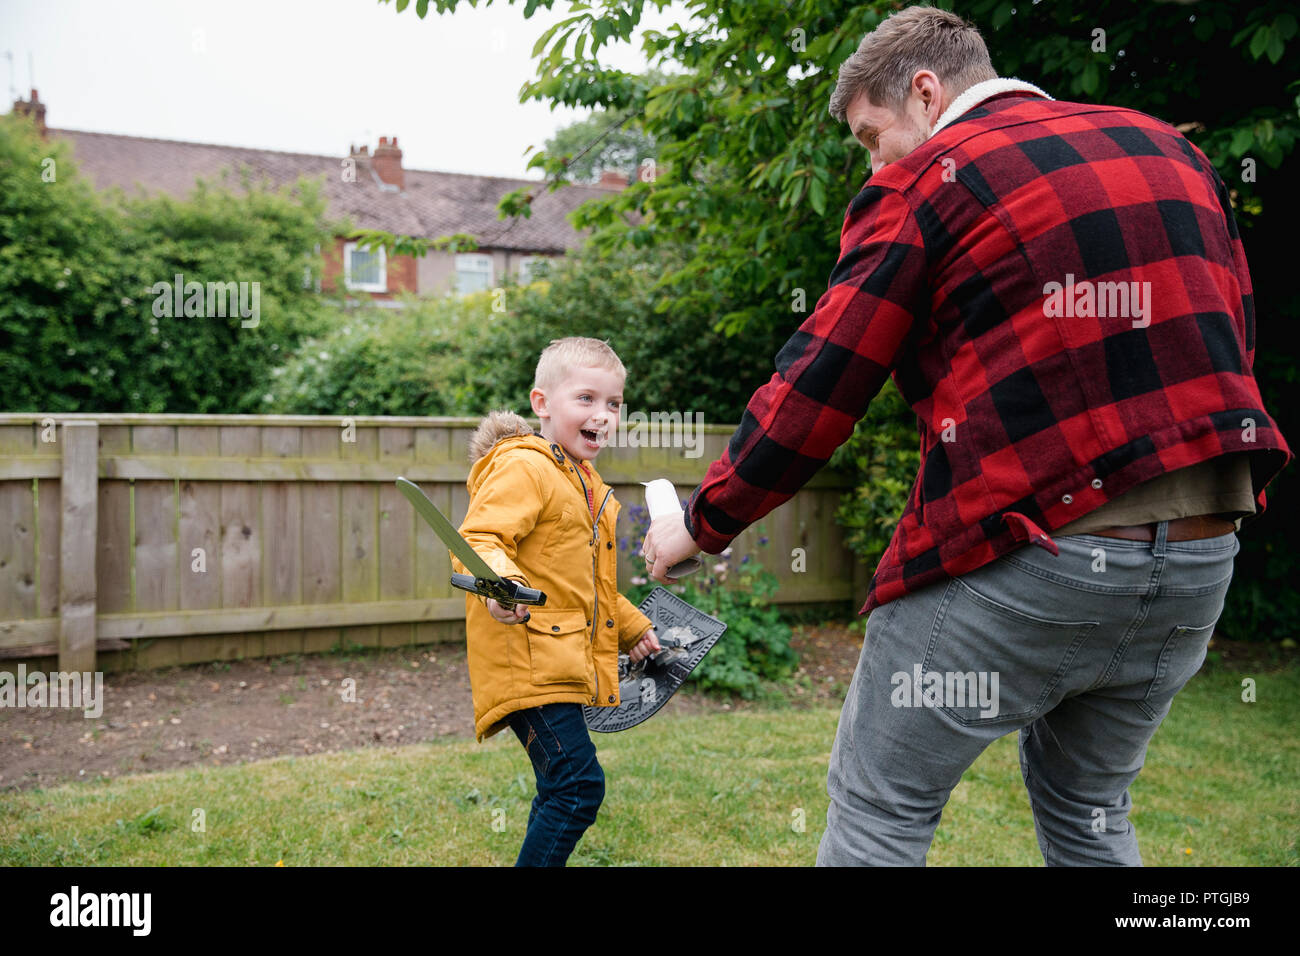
[640,511,699,583]
[628,627,661,663]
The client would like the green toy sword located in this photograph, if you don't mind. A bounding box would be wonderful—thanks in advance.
[396,477,547,620]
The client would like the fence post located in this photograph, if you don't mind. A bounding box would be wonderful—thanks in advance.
[59,421,98,674]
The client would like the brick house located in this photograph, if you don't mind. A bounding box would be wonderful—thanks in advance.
[12,90,631,302]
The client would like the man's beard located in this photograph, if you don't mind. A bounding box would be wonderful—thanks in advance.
[906,110,934,154]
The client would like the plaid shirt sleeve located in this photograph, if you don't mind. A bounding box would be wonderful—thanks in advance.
[684,184,929,552]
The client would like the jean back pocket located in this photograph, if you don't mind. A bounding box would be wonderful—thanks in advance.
[920,578,1098,725]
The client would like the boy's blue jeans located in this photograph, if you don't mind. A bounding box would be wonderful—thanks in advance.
[817,521,1240,866]
[507,702,605,866]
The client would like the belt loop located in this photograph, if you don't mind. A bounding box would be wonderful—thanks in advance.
[1152,519,1169,557]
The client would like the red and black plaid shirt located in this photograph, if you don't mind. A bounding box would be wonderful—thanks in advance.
[684,90,1292,615]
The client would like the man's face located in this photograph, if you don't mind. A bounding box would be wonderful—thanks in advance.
[846,85,937,176]
[531,365,624,463]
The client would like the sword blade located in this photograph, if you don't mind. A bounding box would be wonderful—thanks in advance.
[396,477,505,584]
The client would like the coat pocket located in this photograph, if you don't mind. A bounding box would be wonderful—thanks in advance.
[524,608,591,685]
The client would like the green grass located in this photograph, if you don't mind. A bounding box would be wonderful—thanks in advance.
[2,665,1295,865]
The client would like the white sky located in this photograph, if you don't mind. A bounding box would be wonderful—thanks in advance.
[1,0,693,178]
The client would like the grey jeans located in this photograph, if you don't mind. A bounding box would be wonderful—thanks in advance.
[817,520,1239,866]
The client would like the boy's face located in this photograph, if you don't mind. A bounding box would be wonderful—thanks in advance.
[531,365,624,463]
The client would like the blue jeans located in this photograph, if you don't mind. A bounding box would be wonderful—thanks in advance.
[507,703,605,866]
[817,520,1240,866]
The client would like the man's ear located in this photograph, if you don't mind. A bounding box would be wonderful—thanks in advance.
[912,70,942,118]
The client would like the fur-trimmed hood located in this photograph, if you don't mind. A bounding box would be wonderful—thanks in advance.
[467,410,536,462]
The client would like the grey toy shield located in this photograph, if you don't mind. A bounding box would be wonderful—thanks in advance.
[584,586,727,733]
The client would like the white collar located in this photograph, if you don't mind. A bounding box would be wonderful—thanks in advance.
[929,77,1053,136]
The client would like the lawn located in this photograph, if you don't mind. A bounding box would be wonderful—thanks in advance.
[2,665,1295,866]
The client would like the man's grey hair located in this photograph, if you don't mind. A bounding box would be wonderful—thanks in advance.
[828,5,997,121]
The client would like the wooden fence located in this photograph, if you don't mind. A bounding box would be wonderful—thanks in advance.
[0,414,869,674]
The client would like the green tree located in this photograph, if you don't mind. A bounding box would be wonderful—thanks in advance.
[265,240,794,423]
[454,240,795,423]
[114,170,334,413]
[0,111,335,413]
[541,68,667,184]
[1,112,130,411]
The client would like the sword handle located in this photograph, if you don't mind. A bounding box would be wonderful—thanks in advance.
[451,573,546,621]
[502,581,547,606]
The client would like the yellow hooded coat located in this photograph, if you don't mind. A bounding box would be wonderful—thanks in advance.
[452,411,654,741]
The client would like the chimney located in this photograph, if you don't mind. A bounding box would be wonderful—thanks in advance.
[12,88,47,138]
[597,168,629,190]
[372,136,404,191]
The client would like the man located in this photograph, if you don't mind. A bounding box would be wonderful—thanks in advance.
[641,5,1290,865]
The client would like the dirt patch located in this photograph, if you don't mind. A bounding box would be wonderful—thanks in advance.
[6,623,1280,794]
[0,621,866,793]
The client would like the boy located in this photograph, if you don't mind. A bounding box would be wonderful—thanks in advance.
[451,336,660,866]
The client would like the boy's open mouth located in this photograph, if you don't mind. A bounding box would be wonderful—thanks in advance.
[580,428,603,448]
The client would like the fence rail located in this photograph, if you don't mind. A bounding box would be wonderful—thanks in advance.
[0,414,869,673]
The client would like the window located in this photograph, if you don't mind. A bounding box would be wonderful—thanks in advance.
[455,253,494,294]
[518,256,550,284]
[343,241,386,292]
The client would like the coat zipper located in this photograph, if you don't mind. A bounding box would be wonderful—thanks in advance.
[591,488,614,698]
[574,463,614,702]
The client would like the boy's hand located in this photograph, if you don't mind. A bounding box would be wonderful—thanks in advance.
[485,598,530,625]
[628,627,661,663]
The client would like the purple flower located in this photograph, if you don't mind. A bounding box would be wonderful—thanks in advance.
[759,536,769,546]
[741,555,751,564]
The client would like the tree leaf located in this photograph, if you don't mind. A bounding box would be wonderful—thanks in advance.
[809,176,826,217]
[1080,63,1099,96]
[1267,32,1284,64]
[532,19,566,58]
[1249,25,1271,59]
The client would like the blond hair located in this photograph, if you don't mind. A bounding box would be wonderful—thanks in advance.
[533,336,627,394]
[828,5,996,121]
